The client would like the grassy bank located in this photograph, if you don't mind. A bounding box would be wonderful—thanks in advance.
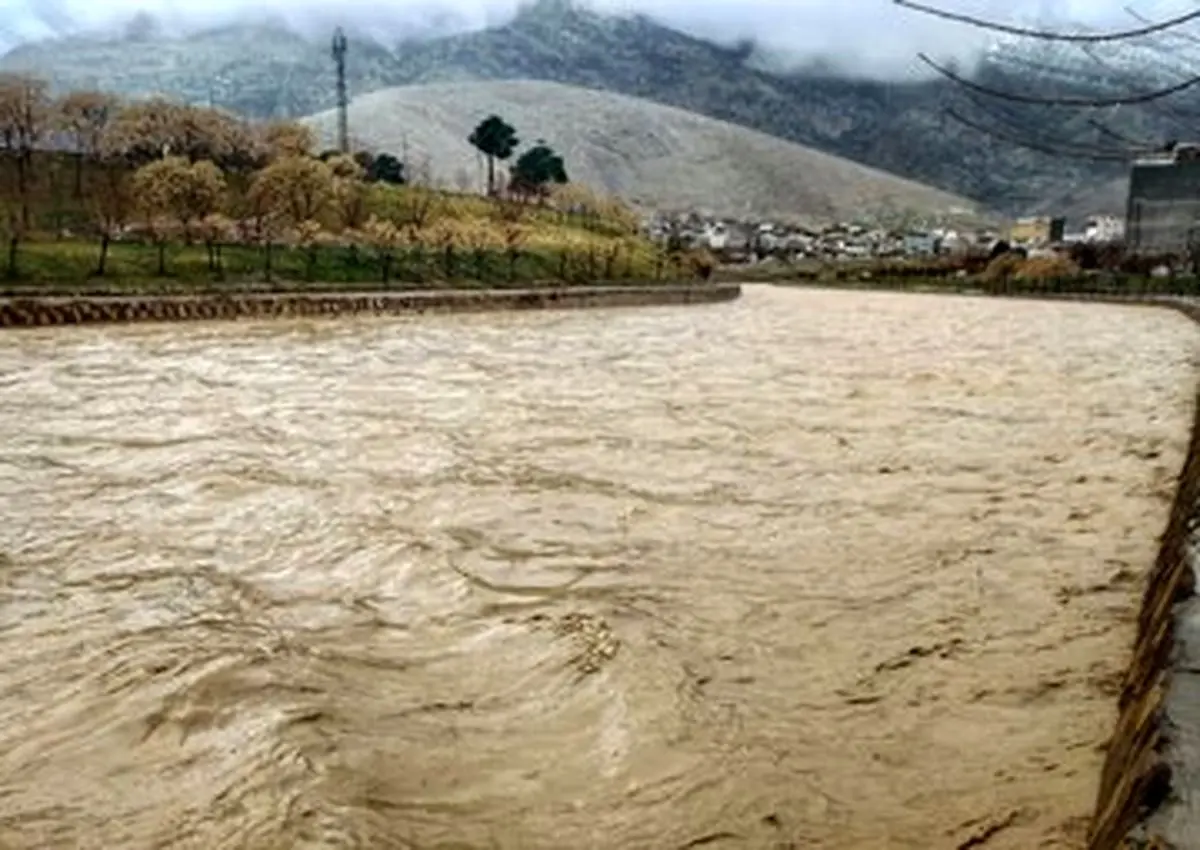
[0,238,688,296]
[1,145,691,295]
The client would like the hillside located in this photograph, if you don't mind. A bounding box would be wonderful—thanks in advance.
[302,80,981,226]
[0,0,1174,214]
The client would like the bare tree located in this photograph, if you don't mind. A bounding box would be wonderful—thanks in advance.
[57,90,119,198]
[0,74,51,230]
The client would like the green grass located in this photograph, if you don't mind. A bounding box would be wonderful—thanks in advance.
[0,239,687,296]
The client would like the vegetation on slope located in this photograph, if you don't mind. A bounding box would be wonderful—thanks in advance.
[302,80,982,227]
[0,73,692,294]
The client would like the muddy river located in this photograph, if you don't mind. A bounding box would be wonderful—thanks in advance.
[0,286,1196,849]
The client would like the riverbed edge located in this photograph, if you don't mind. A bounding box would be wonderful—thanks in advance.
[0,283,742,327]
[1081,297,1200,850]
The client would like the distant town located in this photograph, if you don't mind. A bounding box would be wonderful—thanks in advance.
[644,142,1200,270]
[643,210,1125,265]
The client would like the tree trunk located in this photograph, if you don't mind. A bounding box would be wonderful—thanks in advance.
[157,241,166,276]
[264,242,273,282]
[206,240,216,272]
[73,154,84,199]
[95,233,110,277]
[382,252,392,284]
[486,155,495,197]
[16,154,29,231]
[7,235,18,279]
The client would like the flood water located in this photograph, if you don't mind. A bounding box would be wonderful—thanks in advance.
[0,286,1196,850]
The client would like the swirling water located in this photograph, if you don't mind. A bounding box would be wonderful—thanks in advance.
[0,286,1196,850]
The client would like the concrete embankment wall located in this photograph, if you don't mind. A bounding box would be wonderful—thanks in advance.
[0,284,741,328]
[1089,297,1200,849]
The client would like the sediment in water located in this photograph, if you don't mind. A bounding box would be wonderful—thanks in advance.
[0,284,741,328]
[8,280,1197,844]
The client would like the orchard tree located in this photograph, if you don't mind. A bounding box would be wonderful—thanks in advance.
[1,191,20,277]
[423,217,465,278]
[251,155,334,228]
[90,154,133,277]
[247,155,333,280]
[462,217,503,279]
[468,114,518,197]
[363,215,407,283]
[197,213,235,274]
[244,172,286,281]
[102,98,184,165]
[502,221,530,281]
[132,156,226,245]
[175,106,262,169]
[326,153,369,231]
[56,90,119,198]
[0,73,51,229]
[287,219,330,280]
[259,120,316,160]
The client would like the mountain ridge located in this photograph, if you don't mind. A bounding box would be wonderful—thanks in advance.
[0,1,1174,217]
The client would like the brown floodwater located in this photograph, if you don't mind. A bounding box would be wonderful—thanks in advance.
[0,286,1196,850]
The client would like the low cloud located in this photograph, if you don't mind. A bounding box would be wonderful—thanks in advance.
[0,0,1187,77]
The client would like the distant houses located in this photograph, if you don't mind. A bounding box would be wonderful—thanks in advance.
[642,210,998,263]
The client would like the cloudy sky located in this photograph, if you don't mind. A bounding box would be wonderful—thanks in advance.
[0,0,1193,75]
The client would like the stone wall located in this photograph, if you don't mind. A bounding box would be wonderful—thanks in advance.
[0,284,742,328]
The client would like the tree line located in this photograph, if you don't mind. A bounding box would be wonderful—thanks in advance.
[0,73,657,285]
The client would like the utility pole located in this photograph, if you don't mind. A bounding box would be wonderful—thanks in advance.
[331,27,350,154]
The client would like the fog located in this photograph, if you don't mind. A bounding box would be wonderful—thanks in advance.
[0,0,1192,76]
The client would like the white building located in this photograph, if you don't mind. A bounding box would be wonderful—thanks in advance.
[1083,215,1125,243]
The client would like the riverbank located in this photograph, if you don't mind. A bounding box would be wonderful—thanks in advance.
[0,283,741,328]
[1087,298,1200,850]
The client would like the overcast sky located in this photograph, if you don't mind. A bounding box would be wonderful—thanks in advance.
[1,0,1194,75]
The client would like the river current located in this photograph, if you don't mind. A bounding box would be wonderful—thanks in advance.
[0,286,1196,849]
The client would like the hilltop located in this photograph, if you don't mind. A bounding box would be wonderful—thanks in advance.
[303,80,981,226]
[0,0,1175,214]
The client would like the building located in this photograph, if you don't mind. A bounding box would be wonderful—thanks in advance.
[902,232,940,256]
[1083,215,1125,243]
[1008,216,1065,245]
[1126,145,1200,255]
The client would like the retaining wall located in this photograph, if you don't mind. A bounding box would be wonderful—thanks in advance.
[0,284,741,328]
[1088,297,1200,849]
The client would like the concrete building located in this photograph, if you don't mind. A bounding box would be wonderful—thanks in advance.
[1126,145,1200,254]
[1008,216,1065,245]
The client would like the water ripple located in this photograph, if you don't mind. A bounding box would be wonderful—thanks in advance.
[0,287,1196,849]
